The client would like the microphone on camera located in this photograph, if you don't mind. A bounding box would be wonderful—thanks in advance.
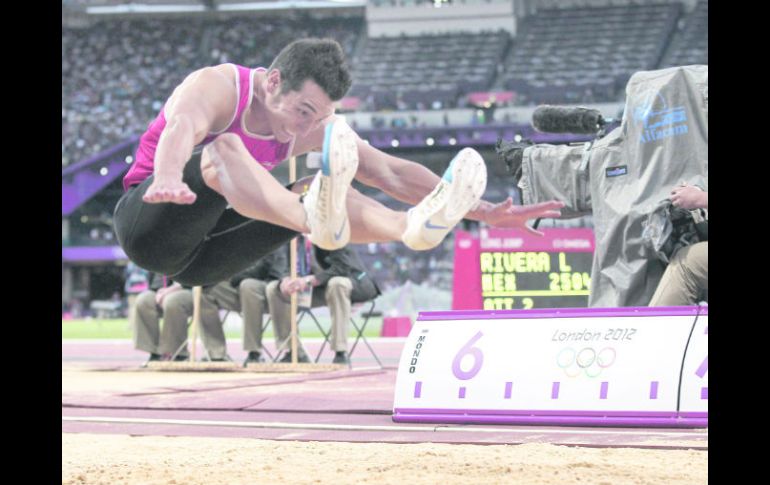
[532,105,609,134]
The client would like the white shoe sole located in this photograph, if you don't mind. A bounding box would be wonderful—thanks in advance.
[402,148,487,250]
[306,119,359,249]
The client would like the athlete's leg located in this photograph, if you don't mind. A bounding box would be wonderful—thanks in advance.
[201,133,309,233]
[201,132,395,243]
[287,150,484,247]
[346,188,407,243]
[198,130,484,252]
[289,175,406,243]
[114,151,230,276]
[344,148,487,249]
[202,121,360,250]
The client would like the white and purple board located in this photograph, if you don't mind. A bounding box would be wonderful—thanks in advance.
[392,306,708,427]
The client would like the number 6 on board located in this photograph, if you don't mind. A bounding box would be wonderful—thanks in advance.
[452,331,484,380]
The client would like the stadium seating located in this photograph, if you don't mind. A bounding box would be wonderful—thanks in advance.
[349,30,509,110]
[62,2,707,167]
[497,2,682,104]
[660,0,708,67]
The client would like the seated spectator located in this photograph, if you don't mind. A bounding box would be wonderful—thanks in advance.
[199,246,288,366]
[131,274,192,366]
[124,261,150,318]
[266,241,381,365]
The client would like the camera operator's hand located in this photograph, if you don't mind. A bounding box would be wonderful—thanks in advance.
[671,183,708,210]
[473,197,565,236]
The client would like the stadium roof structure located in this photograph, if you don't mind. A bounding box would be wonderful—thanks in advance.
[78,0,365,15]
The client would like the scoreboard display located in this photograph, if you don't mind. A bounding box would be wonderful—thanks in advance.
[452,228,595,310]
[480,249,593,310]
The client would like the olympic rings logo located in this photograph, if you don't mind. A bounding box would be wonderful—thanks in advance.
[557,346,616,378]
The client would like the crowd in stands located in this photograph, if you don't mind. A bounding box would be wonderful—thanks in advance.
[62,14,361,167]
[63,2,707,167]
[357,235,455,293]
[206,15,360,70]
[62,18,206,167]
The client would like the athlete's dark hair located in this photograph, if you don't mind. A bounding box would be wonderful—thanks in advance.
[268,38,352,101]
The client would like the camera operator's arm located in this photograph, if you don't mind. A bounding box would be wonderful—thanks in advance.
[671,183,708,210]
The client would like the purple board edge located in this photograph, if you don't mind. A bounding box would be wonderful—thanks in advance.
[394,408,707,418]
[418,305,708,321]
[392,411,707,428]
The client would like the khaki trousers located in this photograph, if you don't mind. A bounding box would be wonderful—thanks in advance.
[649,241,708,306]
[201,279,269,355]
[131,289,193,356]
[266,276,353,353]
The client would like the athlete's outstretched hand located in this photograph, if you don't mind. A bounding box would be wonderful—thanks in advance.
[143,177,197,204]
[478,197,565,236]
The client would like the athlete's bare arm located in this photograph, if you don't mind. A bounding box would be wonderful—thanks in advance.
[292,116,564,234]
[291,117,439,203]
[143,65,238,204]
[351,130,565,235]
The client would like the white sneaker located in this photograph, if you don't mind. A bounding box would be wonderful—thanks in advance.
[303,119,359,249]
[402,148,487,250]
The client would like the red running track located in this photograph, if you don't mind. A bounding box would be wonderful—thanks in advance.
[62,339,707,449]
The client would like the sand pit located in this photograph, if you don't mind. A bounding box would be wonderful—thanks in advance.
[62,433,707,485]
[62,343,707,485]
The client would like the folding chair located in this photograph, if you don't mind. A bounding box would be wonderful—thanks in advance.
[311,300,383,368]
[218,309,276,361]
[270,306,323,363]
[167,315,197,362]
[347,300,383,368]
[260,315,275,361]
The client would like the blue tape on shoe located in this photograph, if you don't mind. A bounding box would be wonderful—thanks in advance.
[442,156,456,183]
[322,122,334,176]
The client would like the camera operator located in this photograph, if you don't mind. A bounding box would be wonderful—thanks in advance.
[495,65,708,308]
[648,183,708,306]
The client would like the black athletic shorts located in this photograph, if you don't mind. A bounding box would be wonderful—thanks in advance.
[113,152,298,286]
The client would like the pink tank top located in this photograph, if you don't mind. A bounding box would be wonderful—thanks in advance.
[123,65,293,191]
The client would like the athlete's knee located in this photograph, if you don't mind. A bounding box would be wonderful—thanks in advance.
[347,185,363,197]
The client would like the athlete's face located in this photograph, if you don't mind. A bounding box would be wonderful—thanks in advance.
[265,71,335,143]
